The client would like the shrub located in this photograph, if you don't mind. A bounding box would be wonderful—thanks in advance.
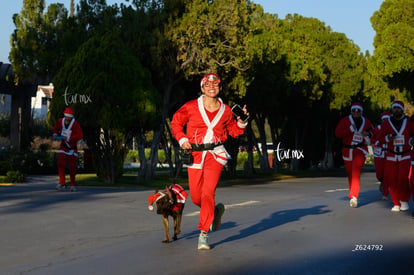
[0,160,11,175]
[125,150,138,162]
[5,170,25,183]
[0,145,57,175]
[158,150,166,163]
[32,119,52,138]
[125,149,168,164]
[0,136,11,148]
[236,151,260,169]
[0,115,10,137]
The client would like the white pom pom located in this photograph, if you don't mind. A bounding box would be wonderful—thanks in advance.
[148,205,154,211]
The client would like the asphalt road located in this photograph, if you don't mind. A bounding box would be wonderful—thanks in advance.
[1,172,414,275]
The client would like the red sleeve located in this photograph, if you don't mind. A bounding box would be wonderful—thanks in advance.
[335,117,352,139]
[53,118,62,135]
[171,103,190,145]
[409,120,414,145]
[365,118,374,136]
[371,125,380,143]
[69,121,83,144]
[377,119,392,144]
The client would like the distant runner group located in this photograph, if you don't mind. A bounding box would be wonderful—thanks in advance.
[335,100,414,215]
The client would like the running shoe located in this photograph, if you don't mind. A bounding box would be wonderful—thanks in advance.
[198,231,210,250]
[210,203,225,231]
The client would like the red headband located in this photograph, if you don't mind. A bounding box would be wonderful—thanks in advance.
[200,73,220,87]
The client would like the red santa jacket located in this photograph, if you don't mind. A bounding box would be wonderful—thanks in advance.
[53,118,83,156]
[335,115,373,161]
[371,124,388,158]
[171,95,246,168]
[377,116,414,161]
[168,184,188,211]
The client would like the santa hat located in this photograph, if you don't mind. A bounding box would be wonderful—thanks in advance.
[63,107,75,118]
[350,102,363,113]
[381,111,390,120]
[200,73,221,87]
[147,192,165,211]
[391,100,404,111]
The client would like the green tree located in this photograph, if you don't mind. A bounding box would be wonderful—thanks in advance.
[169,0,261,98]
[243,11,286,172]
[370,0,414,95]
[246,12,368,170]
[119,0,188,180]
[10,0,68,83]
[281,15,367,169]
[48,31,160,183]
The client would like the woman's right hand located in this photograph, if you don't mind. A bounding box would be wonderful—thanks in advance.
[181,141,192,150]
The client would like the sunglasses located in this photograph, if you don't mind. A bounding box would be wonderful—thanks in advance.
[351,109,361,113]
[204,81,220,87]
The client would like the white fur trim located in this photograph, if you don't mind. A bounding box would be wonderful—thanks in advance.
[351,105,363,112]
[179,137,189,147]
[409,137,414,147]
[389,116,407,135]
[392,102,404,111]
[58,149,78,157]
[155,192,166,202]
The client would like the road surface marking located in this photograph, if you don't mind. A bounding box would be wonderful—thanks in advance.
[185,200,260,216]
[325,188,349,193]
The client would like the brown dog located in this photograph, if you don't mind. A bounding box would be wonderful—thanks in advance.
[147,184,188,243]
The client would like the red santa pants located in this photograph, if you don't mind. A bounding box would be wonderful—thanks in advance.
[188,152,223,232]
[374,156,388,196]
[410,165,414,201]
[344,149,365,199]
[57,153,77,186]
[384,157,410,206]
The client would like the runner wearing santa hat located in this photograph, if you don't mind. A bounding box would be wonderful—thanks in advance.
[377,100,414,212]
[171,73,248,250]
[53,107,83,192]
[372,111,391,200]
[335,102,374,208]
[410,115,414,216]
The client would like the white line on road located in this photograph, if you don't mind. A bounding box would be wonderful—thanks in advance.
[325,188,349,193]
[185,200,260,216]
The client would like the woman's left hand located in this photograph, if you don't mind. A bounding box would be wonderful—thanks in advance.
[237,105,249,124]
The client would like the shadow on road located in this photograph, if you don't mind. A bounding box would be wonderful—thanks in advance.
[212,205,330,247]
[340,188,387,208]
[0,181,145,214]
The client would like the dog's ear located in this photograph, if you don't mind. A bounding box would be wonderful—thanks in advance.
[166,186,172,198]
[154,189,158,194]
[166,186,175,204]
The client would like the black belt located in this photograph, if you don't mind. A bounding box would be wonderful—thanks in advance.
[343,143,363,149]
[388,150,410,155]
[191,142,222,151]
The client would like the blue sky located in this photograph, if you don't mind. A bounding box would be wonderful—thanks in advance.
[253,0,384,53]
[0,0,384,63]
